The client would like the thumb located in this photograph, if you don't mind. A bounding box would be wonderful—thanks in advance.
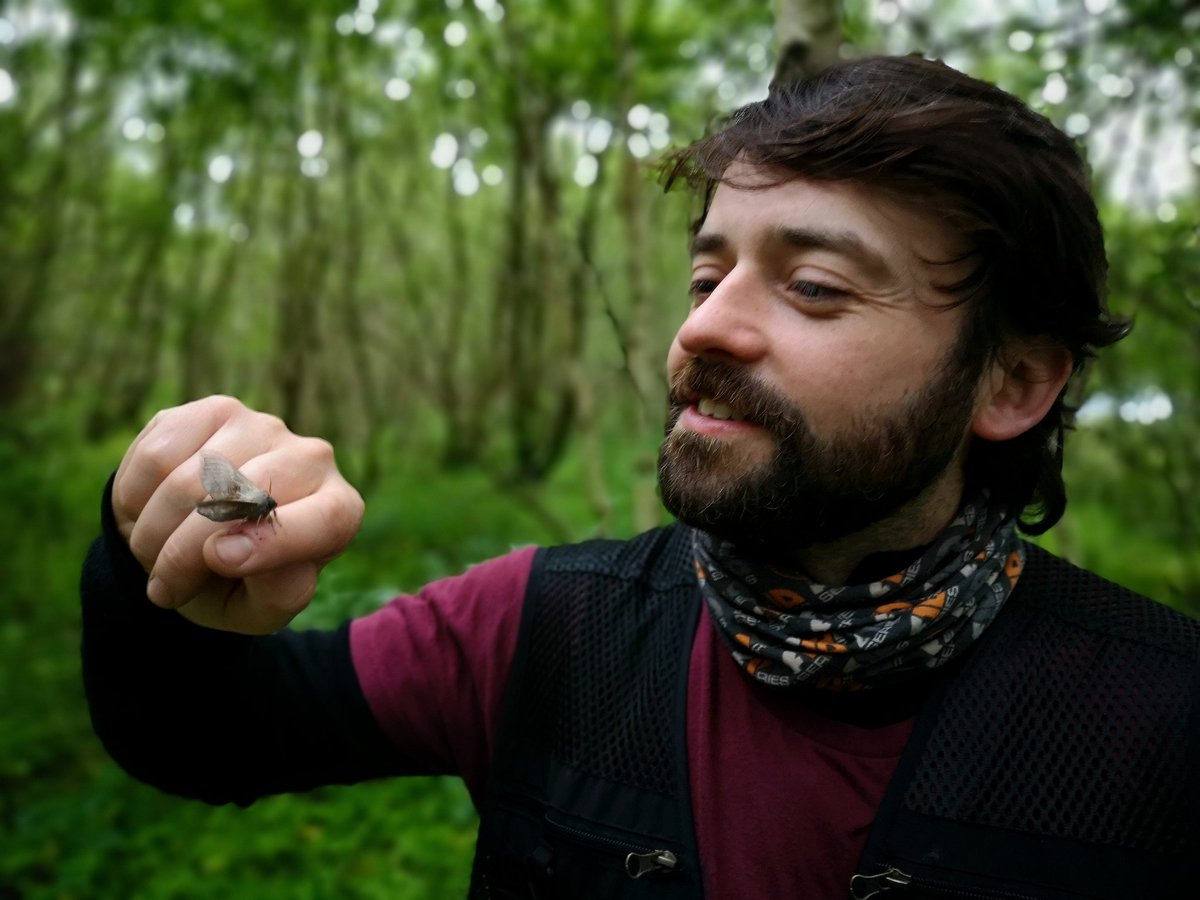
[211,532,257,572]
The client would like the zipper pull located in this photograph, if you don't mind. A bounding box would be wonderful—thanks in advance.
[850,867,912,899]
[624,849,679,879]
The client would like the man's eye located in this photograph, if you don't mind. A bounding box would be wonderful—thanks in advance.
[790,280,845,301]
[689,279,719,299]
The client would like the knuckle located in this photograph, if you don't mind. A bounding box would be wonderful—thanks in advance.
[301,435,336,465]
[213,398,292,449]
[254,411,289,439]
[135,433,182,487]
[141,409,166,432]
[205,394,246,415]
[347,488,366,527]
[153,535,197,581]
[111,476,137,522]
[126,527,159,571]
[194,394,247,425]
[324,484,365,540]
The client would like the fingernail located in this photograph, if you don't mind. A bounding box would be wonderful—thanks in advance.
[215,534,254,567]
[147,576,174,608]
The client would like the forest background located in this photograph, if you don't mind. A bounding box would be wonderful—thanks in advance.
[1,0,1196,897]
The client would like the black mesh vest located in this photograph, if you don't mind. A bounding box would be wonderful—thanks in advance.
[470,524,1199,899]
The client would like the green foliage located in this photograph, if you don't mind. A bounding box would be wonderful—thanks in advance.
[1,0,1197,896]
[10,766,478,899]
[0,410,665,897]
[1045,203,1200,609]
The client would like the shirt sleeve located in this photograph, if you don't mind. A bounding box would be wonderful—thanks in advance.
[81,474,532,808]
[350,545,535,804]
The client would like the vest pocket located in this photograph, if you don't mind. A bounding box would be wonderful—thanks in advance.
[473,798,690,899]
[851,864,1054,899]
[535,809,686,896]
[546,809,679,877]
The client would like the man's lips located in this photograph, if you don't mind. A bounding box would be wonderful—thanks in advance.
[676,399,762,436]
[675,388,753,423]
[695,397,743,422]
[670,359,784,433]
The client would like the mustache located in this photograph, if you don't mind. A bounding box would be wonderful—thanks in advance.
[667,358,807,439]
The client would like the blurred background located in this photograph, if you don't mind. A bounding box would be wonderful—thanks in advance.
[1,0,1196,896]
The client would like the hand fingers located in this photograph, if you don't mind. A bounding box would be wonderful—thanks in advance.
[140,440,361,614]
[113,395,360,632]
[172,564,321,635]
[114,396,271,541]
[130,441,288,590]
[202,479,364,578]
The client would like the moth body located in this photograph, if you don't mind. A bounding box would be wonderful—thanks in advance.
[196,452,279,527]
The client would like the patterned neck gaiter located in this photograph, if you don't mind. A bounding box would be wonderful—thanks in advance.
[693,494,1024,690]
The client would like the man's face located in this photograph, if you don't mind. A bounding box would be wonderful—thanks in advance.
[659,168,985,554]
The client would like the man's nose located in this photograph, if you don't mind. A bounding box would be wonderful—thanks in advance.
[673,270,770,363]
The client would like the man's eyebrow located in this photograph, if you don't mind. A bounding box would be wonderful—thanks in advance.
[690,226,896,281]
[690,232,726,258]
[773,225,895,280]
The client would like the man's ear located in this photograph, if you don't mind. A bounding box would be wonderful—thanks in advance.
[971,341,1074,442]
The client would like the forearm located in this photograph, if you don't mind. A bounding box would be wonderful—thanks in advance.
[81,476,403,805]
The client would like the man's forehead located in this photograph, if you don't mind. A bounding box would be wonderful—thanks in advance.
[695,177,894,257]
[700,173,879,237]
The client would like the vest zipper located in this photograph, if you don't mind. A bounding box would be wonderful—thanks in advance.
[851,866,1045,899]
[543,815,680,879]
[625,849,681,879]
[851,867,912,898]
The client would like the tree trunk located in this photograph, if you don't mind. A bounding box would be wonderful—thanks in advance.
[0,35,84,411]
[773,0,843,86]
[611,0,667,532]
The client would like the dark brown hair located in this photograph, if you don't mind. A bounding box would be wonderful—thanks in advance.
[661,54,1131,533]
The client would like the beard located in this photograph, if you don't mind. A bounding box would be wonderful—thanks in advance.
[658,345,984,556]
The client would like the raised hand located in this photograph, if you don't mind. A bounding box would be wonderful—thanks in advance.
[111,395,365,634]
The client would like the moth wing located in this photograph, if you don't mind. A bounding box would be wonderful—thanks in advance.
[200,452,268,503]
[196,499,258,522]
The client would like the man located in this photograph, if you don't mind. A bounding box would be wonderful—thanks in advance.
[82,56,1196,898]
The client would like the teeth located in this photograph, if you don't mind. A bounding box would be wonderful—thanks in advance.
[697,398,740,421]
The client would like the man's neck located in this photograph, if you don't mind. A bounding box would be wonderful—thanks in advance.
[790,469,967,586]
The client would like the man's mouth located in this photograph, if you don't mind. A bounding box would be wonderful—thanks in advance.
[695,397,745,422]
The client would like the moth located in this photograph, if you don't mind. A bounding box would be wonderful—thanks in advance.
[196,452,278,528]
